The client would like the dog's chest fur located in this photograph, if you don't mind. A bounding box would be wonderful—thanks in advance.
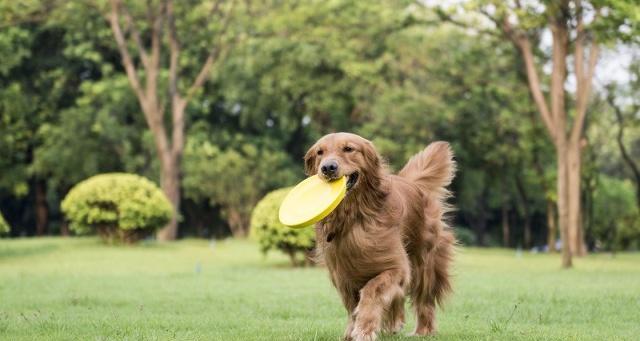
[319,224,406,288]
[315,182,415,288]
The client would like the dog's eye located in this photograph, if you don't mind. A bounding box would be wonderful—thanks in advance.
[317,149,323,155]
[343,146,354,153]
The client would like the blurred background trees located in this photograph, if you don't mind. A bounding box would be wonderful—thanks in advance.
[1,0,639,262]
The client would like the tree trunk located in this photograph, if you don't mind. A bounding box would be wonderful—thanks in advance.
[523,218,532,250]
[546,200,557,252]
[226,208,248,238]
[556,140,573,268]
[157,153,181,240]
[34,179,48,236]
[514,174,532,248]
[567,140,587,256]
[60,222,70,236]
[501,202,510,248]
[473,216,486,247]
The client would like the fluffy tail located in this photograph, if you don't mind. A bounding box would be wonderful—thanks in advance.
[401,142,456,310]
[398,141,456,200]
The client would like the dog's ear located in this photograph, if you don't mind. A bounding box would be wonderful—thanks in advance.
[361,140,380,171]
[304,145,317,176]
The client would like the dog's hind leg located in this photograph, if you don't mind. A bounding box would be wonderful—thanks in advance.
[350,269,407,341]
[412,298,437,336]
[410,229,454,336]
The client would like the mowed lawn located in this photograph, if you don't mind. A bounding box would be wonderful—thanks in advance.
[0,238,639,340]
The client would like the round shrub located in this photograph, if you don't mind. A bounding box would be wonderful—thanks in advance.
[61,173,173,243]
[250,187,315,266]
[0,212,9,235]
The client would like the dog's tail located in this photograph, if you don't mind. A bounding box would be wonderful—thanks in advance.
[400,142,456,308]
[398,141,455,202]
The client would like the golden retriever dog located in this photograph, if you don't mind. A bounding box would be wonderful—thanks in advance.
[304,132,455,341]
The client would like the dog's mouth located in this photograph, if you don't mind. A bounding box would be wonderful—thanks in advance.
[346,172,359,191]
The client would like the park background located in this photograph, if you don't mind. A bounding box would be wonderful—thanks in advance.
[1,1,639,340]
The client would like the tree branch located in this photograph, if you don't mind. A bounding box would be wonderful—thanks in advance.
[608,91,640,207]
[516,37,556,140]
[146,1,164,101]
[183,0,237,104]
[121,4,149,68]
[167,0,180,103]
[548,20,569,143]
[167,0,185,157]
[571,6,599,143]
[109,0,171,158]
[108,0,145,102]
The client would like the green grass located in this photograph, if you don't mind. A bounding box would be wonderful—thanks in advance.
[1,238,639,340]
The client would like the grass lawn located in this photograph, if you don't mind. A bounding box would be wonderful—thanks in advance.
[1,238,639,340]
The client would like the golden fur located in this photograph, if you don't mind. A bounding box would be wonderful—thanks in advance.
[304,133,456,341]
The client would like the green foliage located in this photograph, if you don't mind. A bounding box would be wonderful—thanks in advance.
[32,75,152,188]
[592,175,640,250]
[183,128,299,237]
[250,187,315,266]
[454,227,475,246]
[0,211,9,235]
[61,173,172,243]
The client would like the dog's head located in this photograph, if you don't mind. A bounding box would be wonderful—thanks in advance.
[304,132,381,191]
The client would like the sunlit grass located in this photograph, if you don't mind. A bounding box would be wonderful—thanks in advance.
[0,237,638,340]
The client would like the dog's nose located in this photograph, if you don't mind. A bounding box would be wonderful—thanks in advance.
[321,160,339,177]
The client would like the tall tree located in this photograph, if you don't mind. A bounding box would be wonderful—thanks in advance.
[104,0,237,240]
[431,0,621,267]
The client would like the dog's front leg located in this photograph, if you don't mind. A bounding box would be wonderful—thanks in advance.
[335,285,359,341]
[343,316,355,341]
[351,269,406,341]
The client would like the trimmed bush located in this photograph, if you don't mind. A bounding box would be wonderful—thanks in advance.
[250,187,315,266]
[61,173,173,243]
[0,212,9,235]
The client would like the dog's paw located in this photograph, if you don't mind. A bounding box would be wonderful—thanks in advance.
[342,321,355,341]
[407,327,437,337]
[351,323,377,341]
[350,325,377,341]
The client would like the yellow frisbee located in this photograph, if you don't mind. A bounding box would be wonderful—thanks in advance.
[278,175,347,228]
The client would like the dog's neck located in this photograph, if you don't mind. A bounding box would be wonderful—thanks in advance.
[320,169,389,242]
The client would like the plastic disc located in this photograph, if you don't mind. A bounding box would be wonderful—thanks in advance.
[278,175,347,228]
